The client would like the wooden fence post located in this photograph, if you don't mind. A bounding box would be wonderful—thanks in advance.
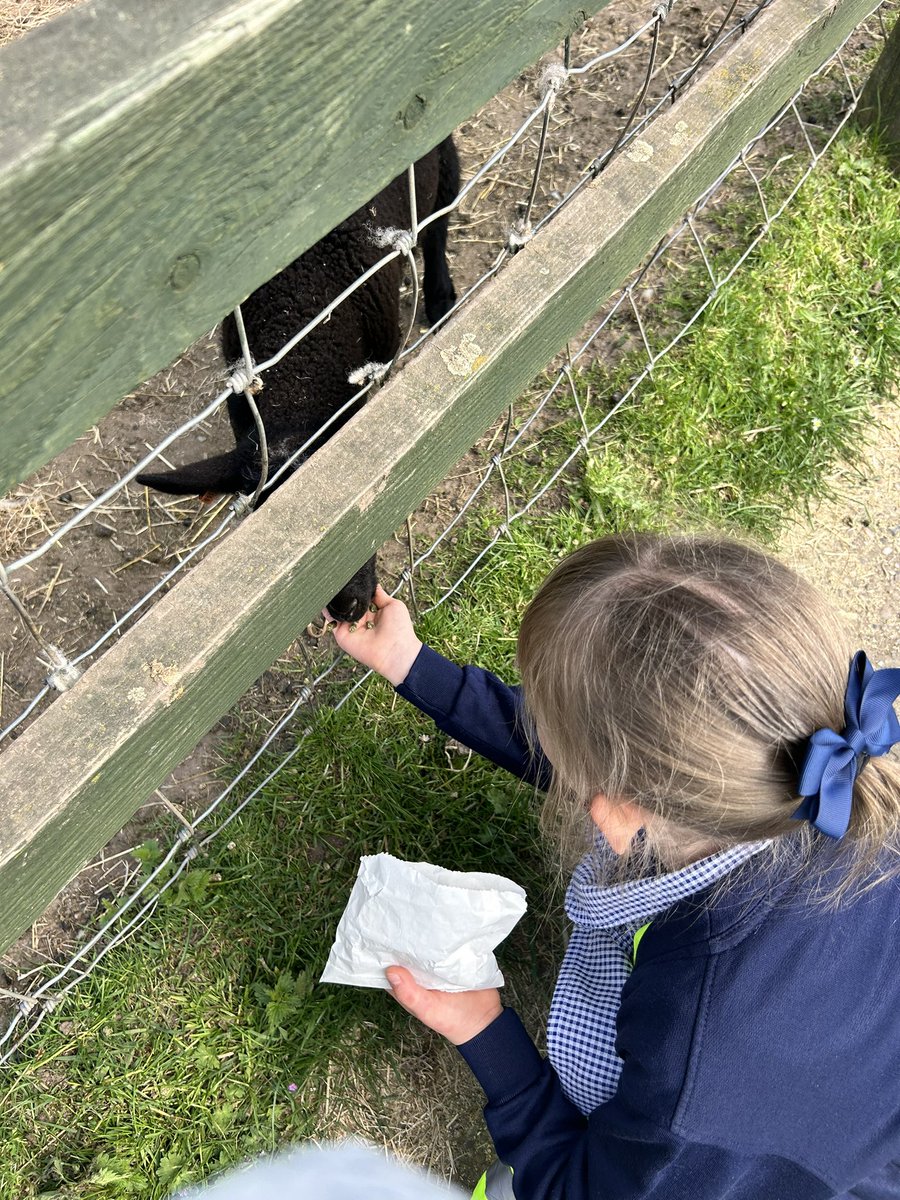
[856,14,900,165]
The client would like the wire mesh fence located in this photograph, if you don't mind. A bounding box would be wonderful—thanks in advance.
[0,0,892,1060]
[0,0,778,743]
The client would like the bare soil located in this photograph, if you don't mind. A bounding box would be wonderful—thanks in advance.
[779,396,899,668]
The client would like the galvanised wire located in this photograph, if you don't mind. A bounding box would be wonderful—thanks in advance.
[0,0,772,740]
[1,10,887,1060]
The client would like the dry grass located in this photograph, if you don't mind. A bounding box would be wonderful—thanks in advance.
[0,476,63,564]
[0,0,80,48]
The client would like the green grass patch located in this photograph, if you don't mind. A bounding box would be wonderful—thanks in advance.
[0,532,562,1198]
[1,127,898,1197]
[569,132,900,540]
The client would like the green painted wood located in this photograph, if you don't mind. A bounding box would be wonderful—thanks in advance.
[0,0,595,496]
[857,13,900,165]
[0,0,874,955]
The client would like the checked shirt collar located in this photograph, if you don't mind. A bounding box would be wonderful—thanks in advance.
[547,836,771,1115]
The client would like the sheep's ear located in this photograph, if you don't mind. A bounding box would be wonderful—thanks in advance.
[136,449,246,497]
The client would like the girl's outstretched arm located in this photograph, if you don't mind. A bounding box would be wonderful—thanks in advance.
[332,587,551,788]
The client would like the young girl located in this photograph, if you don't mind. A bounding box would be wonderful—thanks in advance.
[331,532,900,1200]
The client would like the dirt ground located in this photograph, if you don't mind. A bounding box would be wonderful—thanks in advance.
[0,0,792,742]
[0,0,790,972]
[0,0,896,1162]
[780,398,898,667]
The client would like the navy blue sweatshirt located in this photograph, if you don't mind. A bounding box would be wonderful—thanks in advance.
[396,646,900,1200]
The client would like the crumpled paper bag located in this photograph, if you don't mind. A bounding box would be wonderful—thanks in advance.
[320,853,527,991]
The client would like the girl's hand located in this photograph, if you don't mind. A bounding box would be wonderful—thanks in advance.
[385,965,502,1046]
[330,585,422,687]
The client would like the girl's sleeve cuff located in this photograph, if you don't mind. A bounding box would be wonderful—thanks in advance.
[457,1008,545,1105]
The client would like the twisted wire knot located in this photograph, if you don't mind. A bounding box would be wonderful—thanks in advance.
[348,361,390,387]
[230,494,255,519]
[43,644,82,692]
[506,218,534,253]
[228,365,263,395]
[373,226,416,257]
[540,62,568,99]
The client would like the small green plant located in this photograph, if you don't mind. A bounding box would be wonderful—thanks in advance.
[132,840,163,875]
[87,1156,149,1196]
[253,970,314,1037]
[163,867,214,909]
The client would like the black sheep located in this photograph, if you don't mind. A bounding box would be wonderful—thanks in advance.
[137,137,459,622]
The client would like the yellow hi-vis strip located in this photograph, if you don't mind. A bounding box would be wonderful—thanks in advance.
[632,922,651,965]
[471,1163,515,1199]
[470,927,652,1200]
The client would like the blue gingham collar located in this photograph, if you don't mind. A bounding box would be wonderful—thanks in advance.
[566,837,773,931]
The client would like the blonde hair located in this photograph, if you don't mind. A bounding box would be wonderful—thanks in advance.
[516,532,900,895]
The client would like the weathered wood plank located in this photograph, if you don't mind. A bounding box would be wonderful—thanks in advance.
[0,0,874,954]
[856,12,900,166]
[0,0,595,496]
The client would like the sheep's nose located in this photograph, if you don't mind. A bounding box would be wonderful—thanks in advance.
[345,597,367,622]
[326,595,367,624]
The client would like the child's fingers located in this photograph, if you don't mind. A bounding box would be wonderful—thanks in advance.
[330,590,418,682]
[384,967,502,1045]
[372,584,412,622]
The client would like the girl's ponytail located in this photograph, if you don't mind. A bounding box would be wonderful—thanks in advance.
[845,754,900,884]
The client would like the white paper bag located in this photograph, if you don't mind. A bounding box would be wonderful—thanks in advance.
[320,853,527,992]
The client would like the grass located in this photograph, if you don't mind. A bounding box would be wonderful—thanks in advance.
[569,132,900,541]
[0,123,898,1198]
[0,555,557,1197]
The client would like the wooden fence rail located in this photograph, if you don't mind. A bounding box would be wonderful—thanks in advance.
[0,0,883,955]
[0,0,596,497]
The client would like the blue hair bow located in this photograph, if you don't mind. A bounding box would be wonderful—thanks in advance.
[794,652,900,839]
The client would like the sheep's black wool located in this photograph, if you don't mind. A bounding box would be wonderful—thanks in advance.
[137,138,459,622]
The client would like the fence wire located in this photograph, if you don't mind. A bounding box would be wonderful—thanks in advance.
[0,0,775,743]
[1,0,892,1060]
